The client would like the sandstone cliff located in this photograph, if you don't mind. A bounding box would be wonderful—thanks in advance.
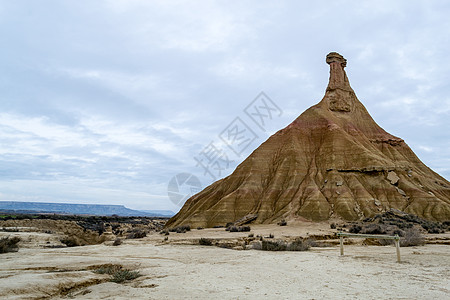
[167,52,450,228]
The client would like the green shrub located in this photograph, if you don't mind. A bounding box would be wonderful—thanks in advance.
[0,236,21,253]
[94,264,141,283]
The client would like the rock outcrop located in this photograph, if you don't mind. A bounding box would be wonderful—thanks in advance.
[167,52,450,228]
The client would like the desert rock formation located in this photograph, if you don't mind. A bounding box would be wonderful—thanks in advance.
[167,52,450,228]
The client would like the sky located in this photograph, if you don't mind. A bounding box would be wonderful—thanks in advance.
[0,0,449,213]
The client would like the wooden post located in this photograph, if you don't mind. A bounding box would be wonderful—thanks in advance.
[337,232,401,262]
[395,235,401,263]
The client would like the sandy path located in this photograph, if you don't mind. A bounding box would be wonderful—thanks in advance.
[0,238,449,299]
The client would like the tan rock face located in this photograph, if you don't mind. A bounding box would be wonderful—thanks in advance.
[167,52,450,228]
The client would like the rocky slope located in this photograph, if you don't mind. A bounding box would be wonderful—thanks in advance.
[167,52,450,228]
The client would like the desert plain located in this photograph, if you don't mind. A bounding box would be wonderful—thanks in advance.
[1,220,449,300]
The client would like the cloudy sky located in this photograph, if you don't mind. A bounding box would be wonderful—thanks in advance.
[1,0,449,212]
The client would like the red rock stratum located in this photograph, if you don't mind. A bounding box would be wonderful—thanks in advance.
[167,52,450,228]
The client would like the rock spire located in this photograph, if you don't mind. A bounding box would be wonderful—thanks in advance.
[166,52,450,228]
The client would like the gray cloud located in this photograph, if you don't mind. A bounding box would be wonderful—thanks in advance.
[0,0,449,211]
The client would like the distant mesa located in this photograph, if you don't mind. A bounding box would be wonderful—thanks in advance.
[167,52,450,228]
[0,201,174,217]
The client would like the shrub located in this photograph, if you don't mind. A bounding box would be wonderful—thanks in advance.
[197,227,204,230]
[110,269,141,283]
[260,238,311,251]
[277,219,287,226]
[287,238,310,251]
[392,229,405,237]
[262,240,287,251]
[1,227,19,232]
[268,233,274,238]
[330,223,336,229]
[169,225,191,233]
[426,227,442,234]
[400,228,425,247]
[199,238,213,246]
[94,264,141,283]
[227,226,235,232]
[112,238,122,246]
[248,233,254,238]
[60,237,80,247]
[251,241,262,250]
[361,224,386,235]
[126,228,147,239]
[94,264,122,275]
[0,236,21,253]
[228,226,251,232]
[349,225,362,233]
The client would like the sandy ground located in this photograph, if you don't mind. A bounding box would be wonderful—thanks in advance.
[1,226,449,299]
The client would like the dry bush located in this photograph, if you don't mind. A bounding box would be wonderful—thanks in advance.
[400,228,425,247]
[60,236,80,247]
[277,219,287,226]
[287,238,310,251]
[126,228,147,239]
[251,241,262,250]
[199,238,213,246]
[227,226,251,232]
[169,225,191,233]
[262,240,287,251]
[94,264,122,275]
[349,225,362,233]
[361,224,387,234]
[260,238,310,251]
[0,236,21,253]
[112,238,122,246]
[0,227,19,232]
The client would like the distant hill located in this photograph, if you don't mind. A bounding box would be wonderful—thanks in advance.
[0,201,174,217]
[140,210,176,217]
